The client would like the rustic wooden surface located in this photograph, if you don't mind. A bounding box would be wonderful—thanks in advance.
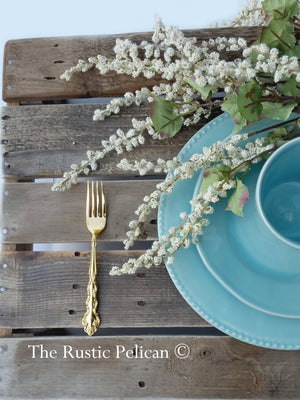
[0,250,205,329]
[1,336,299,399]
[2,27,263,102]
[1,102,206,179]
[1,181,159,243]
[2,27,300,400]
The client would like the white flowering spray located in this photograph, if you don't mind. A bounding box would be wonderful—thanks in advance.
[110,119,300,275]
[53,0,300,273]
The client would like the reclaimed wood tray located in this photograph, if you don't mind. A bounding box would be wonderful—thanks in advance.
[1,27,300,399]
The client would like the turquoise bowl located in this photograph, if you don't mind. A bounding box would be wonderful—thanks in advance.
[256,137,300,249]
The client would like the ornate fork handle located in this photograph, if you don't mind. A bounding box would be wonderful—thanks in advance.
[82,231,100,336]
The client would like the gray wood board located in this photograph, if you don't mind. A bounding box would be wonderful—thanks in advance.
[1,102,205,178]
[3,27,262,102]
[1,181,160,243]
[0,336,299,399]
[0,250,205,329]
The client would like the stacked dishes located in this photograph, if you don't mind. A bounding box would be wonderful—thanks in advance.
[158,113,300,350]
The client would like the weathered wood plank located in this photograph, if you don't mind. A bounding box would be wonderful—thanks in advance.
[0,250,204,329]
[2,27,263,102]
[1,102,207,179]
[1,181,159,244]
[0,335,299,399]
[0,328,12,337]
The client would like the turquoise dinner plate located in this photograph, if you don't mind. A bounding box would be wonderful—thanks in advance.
[193,131,300,318]
[158,113,300,349]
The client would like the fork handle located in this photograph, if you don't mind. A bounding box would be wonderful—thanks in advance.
[82,232,100,336]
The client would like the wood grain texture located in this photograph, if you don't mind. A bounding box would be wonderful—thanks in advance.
[1,335,299,399]
[1,102,209,179]
[0,250,204,329]
[1,181,159,244]
[2,27,263,102]
[0,328,12,337]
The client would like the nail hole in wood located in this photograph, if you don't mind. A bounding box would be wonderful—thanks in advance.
[68,310,75,315]
[150,219,157,225]
[137,300,145,306]
[2,115,10,120]
[74,251,81,257]
[137,272,145,278]
[1,140,8,145]
[138,381,145,388]
[200,348,211,358]
[72,284,79,289]
[54,60,65,64]
[43,76,56,80]
[4,163,10,170]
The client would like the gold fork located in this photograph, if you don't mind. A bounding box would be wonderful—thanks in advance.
[82,181,107,336]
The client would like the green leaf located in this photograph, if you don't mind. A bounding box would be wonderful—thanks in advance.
[226,179,249,217]
[185,77,213,100]
[259,19,296,51]
[198,85,213,100]
[150,97,183,138]
[200,165,230,195]
[261,101,297,120]
[237,82,263,122]
[221,93,247,131]
[286,42,300,58]
[263,0,299,20]
[278,76,300,97]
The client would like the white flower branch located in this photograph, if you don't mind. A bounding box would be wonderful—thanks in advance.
[110,132,278,275]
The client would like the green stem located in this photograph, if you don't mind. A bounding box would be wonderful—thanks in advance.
[229,160,251,180]
[245,95,300,110]
[247,117,299,137]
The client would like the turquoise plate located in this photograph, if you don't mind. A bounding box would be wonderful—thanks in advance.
[158,113,300,349]
[193,124,300,318]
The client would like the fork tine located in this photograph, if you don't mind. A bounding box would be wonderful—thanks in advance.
[92,181,96,217]
[101,181,106,217]
[96,181,100,216]
[86,181,90,218]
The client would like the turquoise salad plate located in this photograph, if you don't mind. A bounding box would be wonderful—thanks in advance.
[158,112,300,350]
